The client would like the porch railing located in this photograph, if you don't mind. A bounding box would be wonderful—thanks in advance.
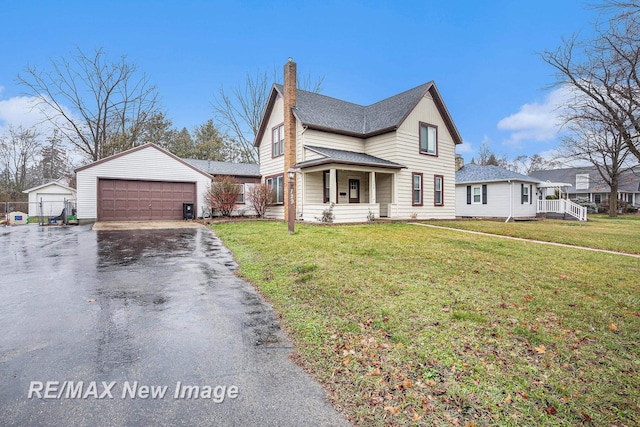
[537,199,587,221]
[301,203,380,223]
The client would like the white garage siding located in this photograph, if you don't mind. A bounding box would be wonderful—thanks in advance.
[24,182,76,217]
[76,144,212,222]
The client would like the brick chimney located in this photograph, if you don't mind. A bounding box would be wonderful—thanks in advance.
[283,58,297,221]
[455,154,464,171]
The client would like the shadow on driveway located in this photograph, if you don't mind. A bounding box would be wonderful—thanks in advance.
[0,224,348,426]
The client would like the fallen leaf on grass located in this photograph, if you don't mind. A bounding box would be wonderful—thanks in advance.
[384,406,399,415]
[401,379,413,389]
[559,274,569,280]
[609,323,618,331]
[544,406,557,415]
[412,411,423,421]
[534,344,546,354]
[369,367,382,376]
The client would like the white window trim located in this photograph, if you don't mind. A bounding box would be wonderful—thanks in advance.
[472,186,482,204]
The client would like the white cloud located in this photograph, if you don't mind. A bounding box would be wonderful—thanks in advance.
[456,141,473,154]
[497,87,572,146]
[0,93,80,140]
[0,95,45,131]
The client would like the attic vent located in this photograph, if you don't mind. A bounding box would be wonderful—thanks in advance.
[576,174,589,190]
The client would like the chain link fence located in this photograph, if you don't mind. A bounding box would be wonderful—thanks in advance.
[1,199,77,225]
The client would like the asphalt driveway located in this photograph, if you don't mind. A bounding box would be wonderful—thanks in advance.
[0,224,348,426]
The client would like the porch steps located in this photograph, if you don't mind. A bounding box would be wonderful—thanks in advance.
[513,217,541,222]
[536,212,580,221]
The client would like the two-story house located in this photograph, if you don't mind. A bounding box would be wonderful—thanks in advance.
[254,59,463,223]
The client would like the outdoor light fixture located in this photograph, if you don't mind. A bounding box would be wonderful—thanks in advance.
[287,168,295,234]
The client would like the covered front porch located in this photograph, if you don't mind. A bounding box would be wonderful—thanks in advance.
[294,145,405,223]
[298,166,399,223]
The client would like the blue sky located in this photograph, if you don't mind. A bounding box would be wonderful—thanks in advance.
[0,1,597,163]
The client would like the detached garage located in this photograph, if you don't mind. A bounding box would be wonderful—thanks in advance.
[75,144,212,223]
[23,181,76,218]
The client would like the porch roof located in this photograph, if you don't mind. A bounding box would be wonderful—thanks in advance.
[295,146,405,170]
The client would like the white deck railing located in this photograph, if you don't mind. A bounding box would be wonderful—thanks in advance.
[537,199,587,221]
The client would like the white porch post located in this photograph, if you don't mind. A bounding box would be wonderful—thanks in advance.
[329,168,337,204]
[369,172,376,204]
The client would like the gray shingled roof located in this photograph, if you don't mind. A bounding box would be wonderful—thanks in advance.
[456,164,541,184]
[295,146,405,169]
[182,158,260,177]
[278,83,431,136]
[530,167,640,193]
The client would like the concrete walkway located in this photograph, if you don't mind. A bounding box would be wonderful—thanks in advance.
[411,223,640,259]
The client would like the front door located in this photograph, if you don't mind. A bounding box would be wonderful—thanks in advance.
[348,179,360,203]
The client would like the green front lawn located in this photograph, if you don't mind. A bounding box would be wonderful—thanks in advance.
[423,215,640,254]
[214,221,640,426]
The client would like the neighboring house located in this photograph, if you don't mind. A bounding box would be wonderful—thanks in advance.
[254,59,463,223]
[530,166,640,207]
[455,164,542,220]
[75,143,260,223]
[23,180,76,218]
[182,158,261,217]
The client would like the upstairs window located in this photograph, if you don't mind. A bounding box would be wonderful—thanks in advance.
[419,122,437,156]
[272,124,284,157]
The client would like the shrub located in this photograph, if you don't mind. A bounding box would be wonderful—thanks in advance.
[204,176,241,217]
[246,183,273,218]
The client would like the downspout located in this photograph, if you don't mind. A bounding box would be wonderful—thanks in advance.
[505,180,513,223]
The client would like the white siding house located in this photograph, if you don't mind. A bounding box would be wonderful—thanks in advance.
[254,59,463,223]
[455,164,541,220]
[23,181,76,218]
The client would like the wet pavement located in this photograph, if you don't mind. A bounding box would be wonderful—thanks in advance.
[0,224,348,427]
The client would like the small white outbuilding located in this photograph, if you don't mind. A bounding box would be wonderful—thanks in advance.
[455,164,542,220]
[23,181,76,218]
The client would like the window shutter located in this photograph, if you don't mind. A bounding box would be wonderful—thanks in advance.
[482,185,487,205]
[467,186,471,204]
[529,184,533,204]
[521,183,524,204]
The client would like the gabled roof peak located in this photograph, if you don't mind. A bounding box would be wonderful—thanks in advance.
[255,80,462,146]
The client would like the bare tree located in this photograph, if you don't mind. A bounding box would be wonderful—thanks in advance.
[541,2,640,162]
[212,67,324,163]
[508,154,563,175]
[204,176,241,217]
[560,117,634,216]
[471,141,508,167]
[246,182,272,218]
[0,126,41,199]
[18,48,160,161]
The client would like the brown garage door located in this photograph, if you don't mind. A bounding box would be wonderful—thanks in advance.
[98,179,196,221]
